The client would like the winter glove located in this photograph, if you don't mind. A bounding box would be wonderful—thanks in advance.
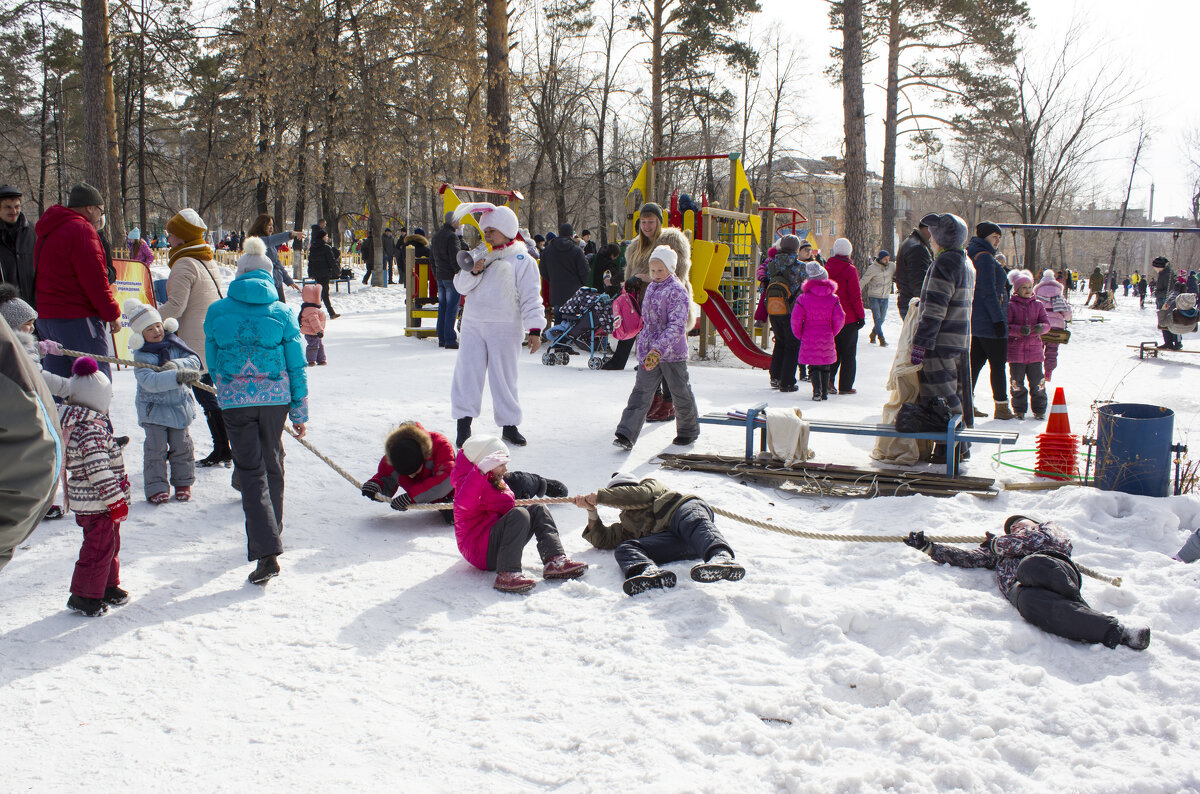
[390,493,412,512]
[37,339,64,357]
[317,332,324,339]
[162,359,182,370]
[361,480,382,500]
[544,479,568,498]
[910,345,925,366]
[978,531,996,550]
[107,500,129,524]
[643,349,661,371]
[904,531,932,553]
[853,318,865,330]
[992,322,1006,337]
[1021,324,1032,336]
[176,368,202,385]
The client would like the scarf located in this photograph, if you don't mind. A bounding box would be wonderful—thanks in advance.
[168,241,214,269]
[139,331,200,366]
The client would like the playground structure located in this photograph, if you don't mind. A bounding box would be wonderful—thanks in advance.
[624,154,808,369]
[403,183,524,337]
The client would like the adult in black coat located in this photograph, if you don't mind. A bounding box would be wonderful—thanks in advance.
[541,222,590,320]
[1151,257,1181,350]
[307,229,341,317]
[894,212,939,318]
[359,232,377,285]
[966,223,1012,419]
[0,185,36,307]
[592,243,622,295]
[430,213,467,348]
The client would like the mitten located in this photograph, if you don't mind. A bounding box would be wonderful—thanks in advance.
[176,368,201,385]
[910,345,925,366]
[904,531,932,553]
[390,493,412,512]
[1021,324,1031,336]
[107,500,129,524]
[544,479,568,498]
[643,349,661,371]
[992,322,1005,337]
[361,480,382,500]
[162,359,182,370]
[317,332,324,339]
[978,531,996,550]
[853,318,865,330]
[37,339,64,357]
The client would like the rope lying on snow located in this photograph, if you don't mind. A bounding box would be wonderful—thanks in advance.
[60,348,1121,586]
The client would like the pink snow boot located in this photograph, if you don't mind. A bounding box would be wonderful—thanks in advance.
[543,554,588,580]
[494,571,537,593]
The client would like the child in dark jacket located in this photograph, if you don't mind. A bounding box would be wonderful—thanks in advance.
[360,422,567,525]
[449,436,586,593]
[905,515,1150,650]
[574,473,745,596]
[60,357,132,617]
[1006,269,1051,419]
[791,260,845,401]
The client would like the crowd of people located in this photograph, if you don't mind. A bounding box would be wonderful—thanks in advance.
[1,180,1194,653]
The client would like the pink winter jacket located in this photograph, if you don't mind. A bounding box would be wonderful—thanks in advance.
[791,277,846,366]
[298,284,327,336]
[450,450,515,570]
[1033,280,1071,330]
[1007,293,1050,363]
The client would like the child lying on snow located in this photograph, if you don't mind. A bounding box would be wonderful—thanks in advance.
[573,472,745,596]
[359,421,567,524]
[450,436,587,593]
[905,515,1149,650]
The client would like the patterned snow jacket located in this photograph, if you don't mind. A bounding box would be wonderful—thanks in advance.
[927,521,1074,599]
[636,275,690,364]
[60,403,130,515]
[913,248,975,355]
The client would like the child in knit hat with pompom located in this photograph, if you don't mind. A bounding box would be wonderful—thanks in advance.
[60,356,132,616]
[125,299,202,503]
[1006,270,1051,420]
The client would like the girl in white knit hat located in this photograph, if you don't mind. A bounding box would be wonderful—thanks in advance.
[124,299,203,503]
[448,203,545,449]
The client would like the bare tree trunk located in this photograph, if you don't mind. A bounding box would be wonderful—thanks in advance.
[37,2,50,214]
[101,7,124,234]
[485,0,510,184]
[880,0,900,252]
[81,0,109,198]
[293,110,311,231]
[841,0,870,273]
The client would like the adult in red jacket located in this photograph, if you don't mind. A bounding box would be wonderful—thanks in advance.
[824,238,866,394]
[34,183,121,382]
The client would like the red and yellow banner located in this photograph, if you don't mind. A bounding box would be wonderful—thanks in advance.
[110,258,157,360]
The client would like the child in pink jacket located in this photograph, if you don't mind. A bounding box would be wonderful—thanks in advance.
[1006,270,1051,419]
[1033,269,1071,381]
[790,260,846,401]
[449,436,587,593]
[299,283,328,366]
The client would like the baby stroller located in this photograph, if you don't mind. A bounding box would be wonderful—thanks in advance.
[542,287,614,369]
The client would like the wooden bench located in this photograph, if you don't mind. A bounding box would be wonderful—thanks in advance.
[1132,341,1200,359]
[697,402,1020,477]
[303,277,352,294]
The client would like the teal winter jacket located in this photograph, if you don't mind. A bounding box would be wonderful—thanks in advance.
[203,269,308,422]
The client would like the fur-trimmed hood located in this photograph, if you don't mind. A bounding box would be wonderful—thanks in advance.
[385,421,433,470]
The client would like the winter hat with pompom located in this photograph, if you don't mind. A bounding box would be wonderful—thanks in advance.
[930,213,969,250]
[235,236,272,276]
[1040,269,1057,284]
[1008,269,1035,289]
[462,436,510,473]
[122,298,176,350]
[166,208,207,244]
[67,356,112,414]
[650,245,678,274]
[832,238,852,257]
[0,283,37,329]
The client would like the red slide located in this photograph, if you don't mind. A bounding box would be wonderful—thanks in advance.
[701,289,772,369]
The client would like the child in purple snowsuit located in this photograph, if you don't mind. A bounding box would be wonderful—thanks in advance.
[790,260,846,401]
[1006,269,1051,419]
[613,246,699,448]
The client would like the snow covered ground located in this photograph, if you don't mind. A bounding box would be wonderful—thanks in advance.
[3,280,1199,793]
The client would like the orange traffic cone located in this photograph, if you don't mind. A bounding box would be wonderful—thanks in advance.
[1045,387,1071,434]
[1036,387,1077,480]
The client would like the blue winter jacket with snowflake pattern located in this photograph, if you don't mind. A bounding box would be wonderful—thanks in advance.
[203,268,308,423]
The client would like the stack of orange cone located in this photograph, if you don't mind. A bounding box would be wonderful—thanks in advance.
[1036,387,1078,480]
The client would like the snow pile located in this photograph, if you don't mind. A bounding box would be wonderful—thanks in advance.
[3,286,1198,791]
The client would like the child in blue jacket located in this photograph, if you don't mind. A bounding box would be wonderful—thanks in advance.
[125,299,202,503]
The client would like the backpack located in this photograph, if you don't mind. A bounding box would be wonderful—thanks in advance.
[611,285,643,340]
[765,252,800,316]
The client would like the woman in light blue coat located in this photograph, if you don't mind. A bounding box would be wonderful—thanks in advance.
[203,237,309,584]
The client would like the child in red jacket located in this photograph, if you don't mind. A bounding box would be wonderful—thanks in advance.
[449,436,586,593]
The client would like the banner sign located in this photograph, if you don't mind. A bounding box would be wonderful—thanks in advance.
[110,258,157,360]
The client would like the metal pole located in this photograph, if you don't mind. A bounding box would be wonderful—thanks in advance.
[1144,183,1155,273]
[406,173,411,230]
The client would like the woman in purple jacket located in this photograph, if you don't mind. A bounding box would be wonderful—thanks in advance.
[791,260,846,401]
[1006,269,1051,419]
[613,246,700,449]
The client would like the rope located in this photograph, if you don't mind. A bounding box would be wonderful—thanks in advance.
[60,347,217,394]
[709,505,1121,587]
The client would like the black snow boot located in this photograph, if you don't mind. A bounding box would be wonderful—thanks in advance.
[67,594,108,617]
[1119,625,1151,651]
[502,425,527,446]
[198,409,232,467]
[456,417,472,448]
[690,552,746,583]
[248,555,280,585]
[102,586,130,606]
[622,566,677,596]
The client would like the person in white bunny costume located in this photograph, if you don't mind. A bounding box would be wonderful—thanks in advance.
[449,203,545,449]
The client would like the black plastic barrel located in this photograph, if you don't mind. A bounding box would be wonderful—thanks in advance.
[1095,403,1174,497]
